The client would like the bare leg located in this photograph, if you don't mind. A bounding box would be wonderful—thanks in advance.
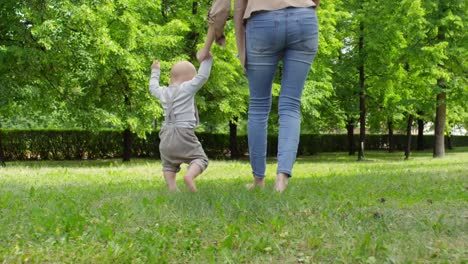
[163,171,179,192]
[274,173,289,193]
[183,164,202,192]
[246,176,265,190]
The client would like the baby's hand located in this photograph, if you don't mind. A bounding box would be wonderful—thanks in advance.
[151,60,160,70]
[196,49,212,63]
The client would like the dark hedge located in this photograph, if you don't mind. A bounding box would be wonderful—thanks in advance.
[0,129,466,161]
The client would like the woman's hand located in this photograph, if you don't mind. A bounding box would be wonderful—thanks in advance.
[196,48,211,63]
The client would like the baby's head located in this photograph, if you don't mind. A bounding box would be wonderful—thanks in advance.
[170,61,197,85]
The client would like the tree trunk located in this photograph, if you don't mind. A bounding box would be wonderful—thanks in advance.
[358,87,366,161]
[0,124,5,167]
[123,81,132,162]
[404,114,414,160]
[123,128,132,162]
[153,117,158,131]
[417,112,425,151]
[192,1,198,14]
[433,91,446,158]
[189,1,199,58]
[346,119,355,155]
[161,0,168,21]
[357,22,366,161]
[229,117,240,159]
[388,120,394,153]
[447,132,453,150]
[433,20,446,158]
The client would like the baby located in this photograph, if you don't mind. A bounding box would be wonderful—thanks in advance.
[149,54,213,192]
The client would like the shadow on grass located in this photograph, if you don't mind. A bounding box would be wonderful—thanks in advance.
[5,147,467,168]
[4,159,156,168]
[2,155,465,209]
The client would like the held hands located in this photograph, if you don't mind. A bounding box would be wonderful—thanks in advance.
[151,60,160,70]
[196,48,212,63]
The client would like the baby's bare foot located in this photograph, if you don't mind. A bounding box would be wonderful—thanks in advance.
[184,175,197,192]
[168,186,180,192]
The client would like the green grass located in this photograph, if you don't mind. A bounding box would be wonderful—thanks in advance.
[1,149,467,263]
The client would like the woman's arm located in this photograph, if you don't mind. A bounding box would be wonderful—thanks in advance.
[234,0,247,69]
[197,26,216,63]
[197,0,231,62]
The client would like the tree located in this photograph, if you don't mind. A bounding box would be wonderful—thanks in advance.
[2,0,466,161]
[331,2,358,155]
[421,0,466,157]
[301,0,350,136]
[2,0,193,161]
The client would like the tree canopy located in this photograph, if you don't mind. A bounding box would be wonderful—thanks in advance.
[1,0,466,157]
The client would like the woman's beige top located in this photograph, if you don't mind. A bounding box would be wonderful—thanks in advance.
[208,0,319,69]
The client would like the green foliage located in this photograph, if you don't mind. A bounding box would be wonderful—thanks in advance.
[301,1,350,133]
[328,0,466,135]
[0,0,466,135]
[196,30,249,133]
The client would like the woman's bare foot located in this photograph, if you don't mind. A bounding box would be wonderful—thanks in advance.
[274,173,289,193]
[246,176,265,190]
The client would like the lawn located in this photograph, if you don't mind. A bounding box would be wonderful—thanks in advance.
[0,149,467,263]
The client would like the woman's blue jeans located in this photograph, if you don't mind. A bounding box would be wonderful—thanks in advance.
[246,7,319,178]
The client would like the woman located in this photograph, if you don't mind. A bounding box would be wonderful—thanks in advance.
[198,0,320,192]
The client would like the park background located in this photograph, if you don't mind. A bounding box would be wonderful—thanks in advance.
[0,0,466,162]
[0,0,467,263]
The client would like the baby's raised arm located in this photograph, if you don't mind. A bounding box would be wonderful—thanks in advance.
[149,60,162,99]
[184,55,213,95]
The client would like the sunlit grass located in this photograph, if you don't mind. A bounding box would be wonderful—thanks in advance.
[1,149,467,263]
